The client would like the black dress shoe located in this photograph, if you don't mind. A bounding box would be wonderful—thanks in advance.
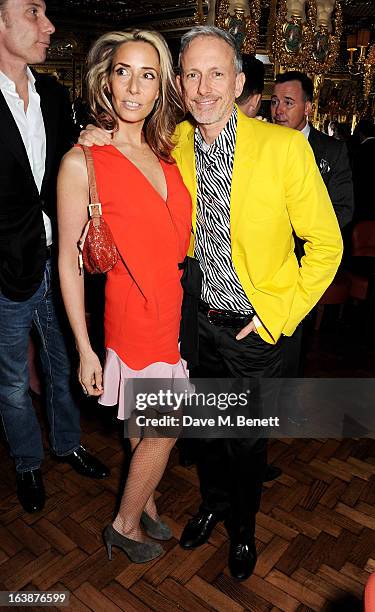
[228,535,257,581]
[263,464,282,482]
[180,511,218,549]
[59,446,110,479]
[16,469,45,514]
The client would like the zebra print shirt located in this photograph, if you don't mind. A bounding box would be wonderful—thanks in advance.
[194,108,255,314]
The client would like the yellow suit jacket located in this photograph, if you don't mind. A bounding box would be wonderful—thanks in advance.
[173,108,343,344]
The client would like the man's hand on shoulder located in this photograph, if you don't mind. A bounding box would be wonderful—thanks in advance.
[78,124,112,147]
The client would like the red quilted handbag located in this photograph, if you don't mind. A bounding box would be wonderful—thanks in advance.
[78,146,119,274]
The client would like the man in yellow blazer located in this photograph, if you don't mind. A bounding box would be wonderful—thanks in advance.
[174,109,343,343]
[174,25,342,581]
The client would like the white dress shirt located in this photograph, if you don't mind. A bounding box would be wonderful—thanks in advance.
[0,67,52,245]
[301,121,311,140]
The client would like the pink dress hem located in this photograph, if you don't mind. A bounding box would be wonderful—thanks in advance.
[98,348,189,420]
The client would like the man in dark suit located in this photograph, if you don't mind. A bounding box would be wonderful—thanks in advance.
[270,71,353,378]
[271,71,353,231]
[0,0,109,514]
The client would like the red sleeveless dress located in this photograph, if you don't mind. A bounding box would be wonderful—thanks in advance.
[87,145,191,419]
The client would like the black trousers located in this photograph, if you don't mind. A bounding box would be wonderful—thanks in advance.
[281,322,303,377]
[190,312,283,537]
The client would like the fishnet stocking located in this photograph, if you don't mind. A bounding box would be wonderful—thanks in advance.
[113,437,175,541]
[129,438,158,522]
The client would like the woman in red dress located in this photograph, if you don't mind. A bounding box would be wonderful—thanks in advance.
[57,30,191,563]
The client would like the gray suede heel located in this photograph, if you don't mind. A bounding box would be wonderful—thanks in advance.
[103,524,163,563]
[141,512,173,540]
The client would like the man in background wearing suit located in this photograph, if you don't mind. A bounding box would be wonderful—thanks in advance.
[271,71,354,230]
[270,71,353,378]
[0,0,109,514]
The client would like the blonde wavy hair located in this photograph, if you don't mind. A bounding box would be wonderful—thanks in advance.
[86,30,183,162]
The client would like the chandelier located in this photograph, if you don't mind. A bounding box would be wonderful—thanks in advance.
[347,29,372,76]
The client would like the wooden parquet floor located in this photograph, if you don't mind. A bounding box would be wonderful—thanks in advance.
[0,403,374,612]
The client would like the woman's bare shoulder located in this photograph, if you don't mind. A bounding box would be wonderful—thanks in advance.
[60,145,87,176]
[62,144,85,162]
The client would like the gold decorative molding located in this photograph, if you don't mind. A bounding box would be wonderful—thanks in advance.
[194,0,205,24]
[138,15,200,33]
[307,0,342,74]
[363,44,375,101]
[272,0,314,71]
[272,0,342,75]
[215,0,261,54]
[267,0,277,57]
[312,73,324,123]
[216,0,230,27]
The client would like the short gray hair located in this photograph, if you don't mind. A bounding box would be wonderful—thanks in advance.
[178,25,243,74]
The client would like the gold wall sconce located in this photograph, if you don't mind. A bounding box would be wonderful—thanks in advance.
[272,0,342,75]
[198,0,261,54]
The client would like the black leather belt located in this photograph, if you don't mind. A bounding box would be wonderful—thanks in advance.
[198,300,253,328]
[46,245,52,259]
